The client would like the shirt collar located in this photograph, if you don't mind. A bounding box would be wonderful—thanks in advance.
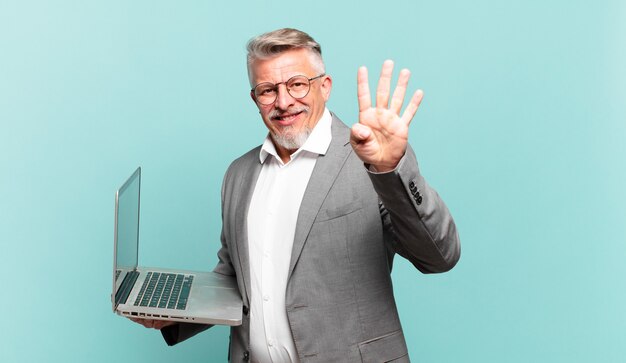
[259,108,333,164]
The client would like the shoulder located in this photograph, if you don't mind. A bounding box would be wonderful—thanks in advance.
[224,145,261,179]
[230,145,261,168]
[330,112,351,136]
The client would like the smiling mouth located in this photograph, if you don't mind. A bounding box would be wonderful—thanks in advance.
[272,110,304,123]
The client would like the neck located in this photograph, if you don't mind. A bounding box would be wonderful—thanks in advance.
[275,144,296,164]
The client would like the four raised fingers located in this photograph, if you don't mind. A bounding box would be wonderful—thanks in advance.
[360,60,421,121]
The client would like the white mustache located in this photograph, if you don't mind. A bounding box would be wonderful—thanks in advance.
[269,106,309,120]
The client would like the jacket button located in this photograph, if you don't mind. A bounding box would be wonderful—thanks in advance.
[243,306,249,316]
[243,351,250,361]
[416,195,423,205]
[409,181,415,189]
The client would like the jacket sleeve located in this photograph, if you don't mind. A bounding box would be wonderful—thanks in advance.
[161,323,212,346]
[368,145,461,273]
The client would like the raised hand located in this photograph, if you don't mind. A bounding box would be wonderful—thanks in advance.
[350,60,423,172]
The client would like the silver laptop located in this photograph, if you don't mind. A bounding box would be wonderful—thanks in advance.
[112,167,242,326]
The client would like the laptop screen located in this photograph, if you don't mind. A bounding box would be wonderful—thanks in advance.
[115,167,141,272]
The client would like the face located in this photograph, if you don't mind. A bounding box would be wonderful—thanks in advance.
[249,48,332,156]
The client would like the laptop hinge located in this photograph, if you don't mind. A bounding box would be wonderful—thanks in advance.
[115,270,139,307]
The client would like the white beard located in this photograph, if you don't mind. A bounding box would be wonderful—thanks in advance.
[271,125,312,150]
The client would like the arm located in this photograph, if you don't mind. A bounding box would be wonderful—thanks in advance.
[160,322,212,346]
[369,147,460,273]
[351,60,460,272]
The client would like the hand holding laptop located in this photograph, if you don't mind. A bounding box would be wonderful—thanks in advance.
[129,317,176,330]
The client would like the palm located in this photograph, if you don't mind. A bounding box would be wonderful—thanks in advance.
[357,105,409,168]
[351,60,423,172]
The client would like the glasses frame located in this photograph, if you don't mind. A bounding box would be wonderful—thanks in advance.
[252,73,326,105]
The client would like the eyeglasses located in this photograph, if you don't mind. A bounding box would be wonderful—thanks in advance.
[252,74,325,105]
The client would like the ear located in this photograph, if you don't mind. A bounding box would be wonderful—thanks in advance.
[320,75,332,102]
[250,90,258,104]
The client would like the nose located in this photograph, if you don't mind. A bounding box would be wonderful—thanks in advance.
[274,84,295,110]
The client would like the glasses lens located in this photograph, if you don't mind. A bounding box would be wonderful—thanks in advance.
[254,83,277,105]
[287,76,310,99]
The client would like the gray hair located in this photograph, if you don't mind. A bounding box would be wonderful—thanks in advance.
[246,28,325,83]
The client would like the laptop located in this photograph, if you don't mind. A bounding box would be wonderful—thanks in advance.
[111,167,242,326]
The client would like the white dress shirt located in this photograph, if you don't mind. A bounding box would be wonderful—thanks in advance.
[247,109,332,363]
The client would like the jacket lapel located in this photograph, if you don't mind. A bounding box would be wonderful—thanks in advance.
[287,115,353,280]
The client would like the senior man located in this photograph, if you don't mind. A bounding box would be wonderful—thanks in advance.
[133,28,460,362]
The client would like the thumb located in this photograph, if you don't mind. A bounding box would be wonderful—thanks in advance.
[351,123,371,142]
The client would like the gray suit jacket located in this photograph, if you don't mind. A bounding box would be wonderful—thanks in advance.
[162,115,460,362]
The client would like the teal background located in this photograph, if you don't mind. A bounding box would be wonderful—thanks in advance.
[1,0,624,362]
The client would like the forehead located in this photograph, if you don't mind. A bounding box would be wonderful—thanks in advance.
[249,48,315,85]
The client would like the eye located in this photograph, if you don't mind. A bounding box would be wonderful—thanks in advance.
[289,79,308,90]
[256,86,276,96]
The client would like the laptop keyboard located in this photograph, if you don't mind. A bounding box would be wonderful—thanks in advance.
[133,272,194,310]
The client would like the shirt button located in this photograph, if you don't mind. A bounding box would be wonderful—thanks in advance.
[263,295,269,301]
[268,339,273,347]
[263,251,269,258]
